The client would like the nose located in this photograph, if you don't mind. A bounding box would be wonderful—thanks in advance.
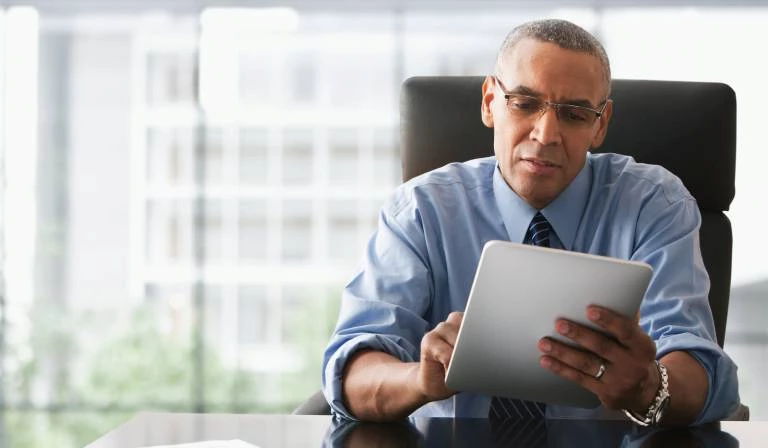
[529,104,562,146]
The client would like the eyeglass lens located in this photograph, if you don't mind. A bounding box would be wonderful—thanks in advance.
[506,95,597,126]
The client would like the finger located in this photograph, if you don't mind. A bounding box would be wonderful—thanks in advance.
[587,307,655,358]
[540,355,601,393]
[446,311,464,326]
[431,319,461,347]
[538,337,604,379]
[421,330,455,368]
[554,319,622,362]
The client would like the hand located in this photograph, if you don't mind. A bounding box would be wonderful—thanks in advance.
[417,311,463,402]
[537,306,659,412]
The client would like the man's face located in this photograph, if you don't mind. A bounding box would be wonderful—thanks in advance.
[481,38,613,209]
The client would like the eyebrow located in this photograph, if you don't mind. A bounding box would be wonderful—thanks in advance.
[506,84,597,109]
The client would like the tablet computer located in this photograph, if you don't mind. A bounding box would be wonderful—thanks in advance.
[444,240,652,408]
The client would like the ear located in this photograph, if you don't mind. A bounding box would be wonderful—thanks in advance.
[590,99,613,148]
[481,75,496,128]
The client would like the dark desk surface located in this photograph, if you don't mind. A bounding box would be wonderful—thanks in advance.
[86,412,767,447]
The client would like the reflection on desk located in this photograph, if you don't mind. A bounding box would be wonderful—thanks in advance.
[325,418,740,448]
[87,413,765,448]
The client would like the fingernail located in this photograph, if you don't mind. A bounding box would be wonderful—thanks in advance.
[541,357,552,368]
[540,340,552,353]
[588,308,601,321]
[557,321,571,335]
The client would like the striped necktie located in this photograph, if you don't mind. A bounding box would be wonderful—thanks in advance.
[527,211,551,247]
[488,212,552,423]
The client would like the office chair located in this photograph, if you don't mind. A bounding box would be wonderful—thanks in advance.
[294,76,743,417]
[400,76,735,348]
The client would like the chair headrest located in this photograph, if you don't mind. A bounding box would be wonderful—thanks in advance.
[400,77,736,212]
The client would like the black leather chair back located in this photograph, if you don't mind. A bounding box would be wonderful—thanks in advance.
[400,76,736,347]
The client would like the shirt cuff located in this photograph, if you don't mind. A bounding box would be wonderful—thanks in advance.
[656,333,740,424]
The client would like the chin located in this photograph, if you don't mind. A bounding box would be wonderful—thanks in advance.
[518,185,560,209]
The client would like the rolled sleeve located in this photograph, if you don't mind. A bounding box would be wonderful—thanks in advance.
[323,332,419,420]
[633,191,740,424]
[322,192,434,419]
[656,333,740,423]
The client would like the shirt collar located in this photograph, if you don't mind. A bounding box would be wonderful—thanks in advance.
[493,156,592,250]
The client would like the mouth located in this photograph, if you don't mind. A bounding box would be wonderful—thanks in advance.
[521,158,560,168]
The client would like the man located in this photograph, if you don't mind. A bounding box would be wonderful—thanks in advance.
[322,19,740,425]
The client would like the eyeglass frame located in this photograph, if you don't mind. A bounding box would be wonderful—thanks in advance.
[492,75,610,127]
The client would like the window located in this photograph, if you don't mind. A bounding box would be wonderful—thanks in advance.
[239,52,273,105]
[145,199,193,263]
[204,127,225,185]
[281,200,312,261]
[289,54,316,104]
[239,128,269,185]
[281,128,314,186]
[146,127,195,186]
[146,51,197,105]
[203,199,224,262]
[238,200,268,261]
[237,285,269,345]
[328,200,359,260]
[372,127,399,186]
[327,129,359,186]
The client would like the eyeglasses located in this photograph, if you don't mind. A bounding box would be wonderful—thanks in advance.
[493,75,608,128]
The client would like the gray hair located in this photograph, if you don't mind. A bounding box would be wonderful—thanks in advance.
[495,19,611,96]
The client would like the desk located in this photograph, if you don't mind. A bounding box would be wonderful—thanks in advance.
[87,413,767,447]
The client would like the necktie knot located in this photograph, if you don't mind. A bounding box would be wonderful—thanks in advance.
[528,212,551,247]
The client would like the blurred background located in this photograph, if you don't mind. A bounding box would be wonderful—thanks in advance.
[0,1,766,446]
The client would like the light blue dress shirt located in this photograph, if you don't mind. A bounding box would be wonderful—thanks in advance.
[322,153,740,423]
